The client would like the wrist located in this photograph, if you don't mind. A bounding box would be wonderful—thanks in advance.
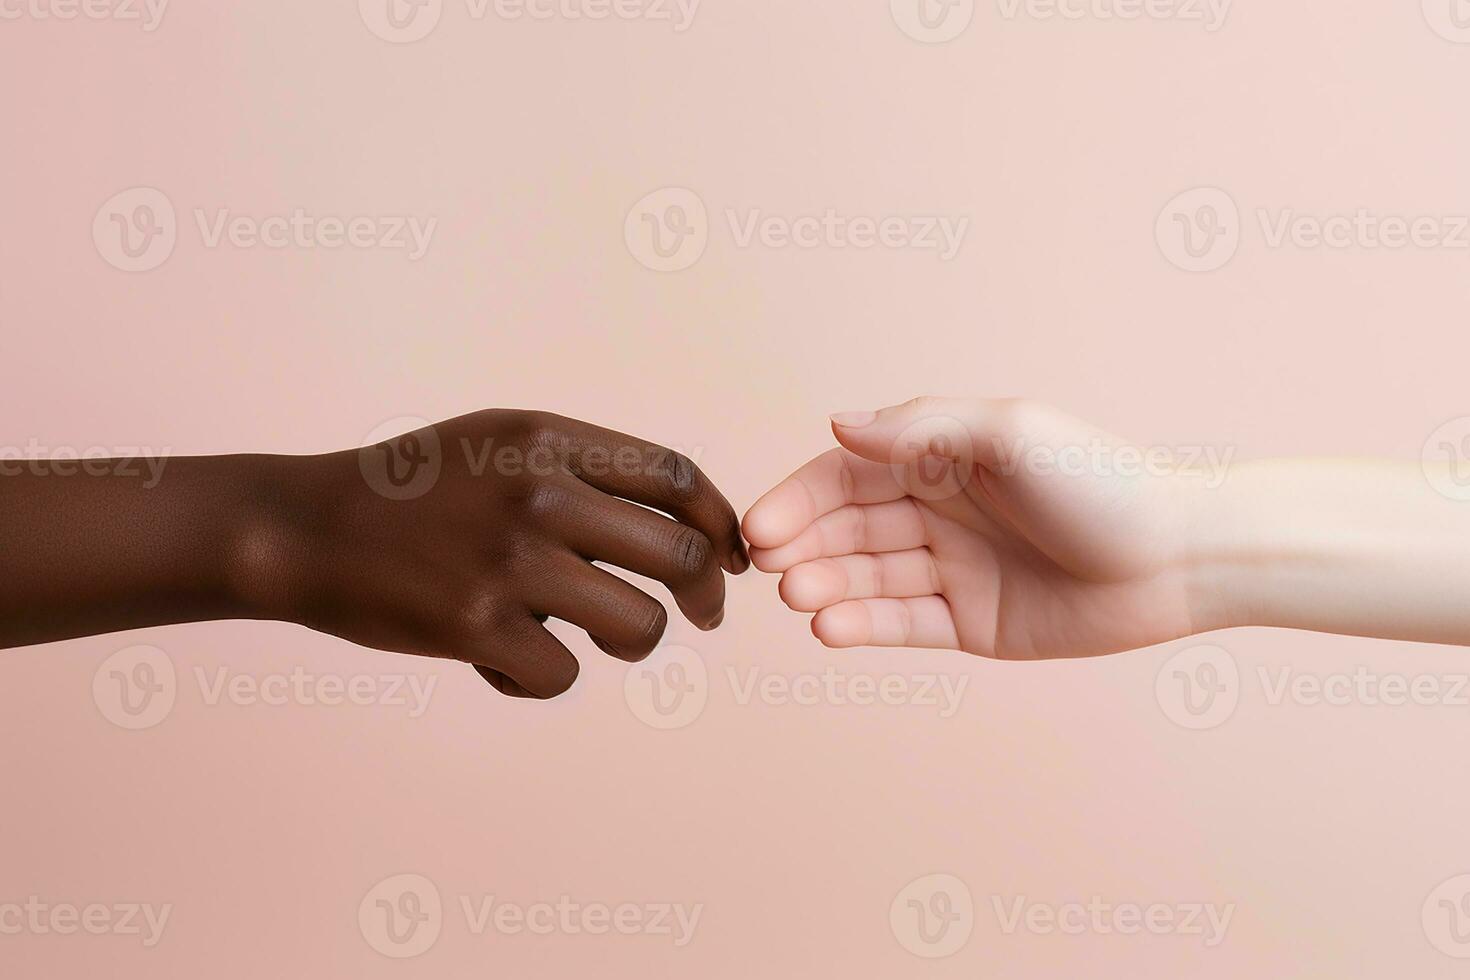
[218,453,326,625]
[1177,465,1267,635]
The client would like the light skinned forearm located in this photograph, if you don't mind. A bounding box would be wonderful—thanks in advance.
[1182,458,1470,646]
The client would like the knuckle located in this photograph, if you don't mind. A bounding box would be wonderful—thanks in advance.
[904,395,945,417]
[482,528,540,578]
[670,527,716,580]
[452,585,515,639]
[627,599,669,653]
[833,449,857,503]
[867,554,886,597]
[849,505,870,552]
[896,600,915,643]
[464,407,513,431]
[987,397,1035,444]
[517,412,568,454]
[656,450,703,504]
[523,481,574,522]
[997,396,1041,426]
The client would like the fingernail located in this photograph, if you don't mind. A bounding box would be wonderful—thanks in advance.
[709,609,725,630]
[830,411,876,428]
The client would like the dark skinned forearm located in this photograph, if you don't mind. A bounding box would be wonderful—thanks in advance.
[0,454,295,648]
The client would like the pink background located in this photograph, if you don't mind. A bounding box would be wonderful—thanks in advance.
[4,1,1470,976]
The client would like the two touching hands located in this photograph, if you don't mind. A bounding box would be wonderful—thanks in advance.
[6,398,1465,699]
[294,398,1212,698]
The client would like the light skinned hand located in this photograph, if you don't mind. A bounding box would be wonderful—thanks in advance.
[744,396,1470,657]
[742,397,1198,658]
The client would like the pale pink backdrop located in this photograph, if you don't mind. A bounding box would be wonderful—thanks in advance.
[3,1,1470,976]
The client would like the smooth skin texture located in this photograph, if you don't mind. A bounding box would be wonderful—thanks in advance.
[0,410,748,699]
[744,397,1470,658]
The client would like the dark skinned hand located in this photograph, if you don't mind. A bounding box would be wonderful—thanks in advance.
[0,410,749,699]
